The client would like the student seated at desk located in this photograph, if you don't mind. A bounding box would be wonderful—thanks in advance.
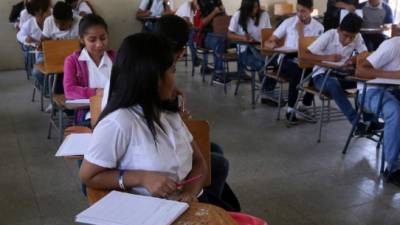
[358,37,400,186]
[264,0,323,123]
[63,14,115,124]
[175,0,198,24]
[136,0,175,32]
[80,33,209,203]
[359,0,393,51]
[227,0,271,92]
[323,0,359,31]
[303,13,367,124]
[65,0,94,17]
[41,1,80,41]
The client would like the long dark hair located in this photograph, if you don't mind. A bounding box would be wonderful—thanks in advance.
[238,0,261,33]
[97,33,174,142]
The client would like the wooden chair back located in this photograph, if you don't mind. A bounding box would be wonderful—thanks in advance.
[274,3,294,16]
[391,24,400,37]
[212,15,231,35]
[298,36,318,69]
[42,39,80,67]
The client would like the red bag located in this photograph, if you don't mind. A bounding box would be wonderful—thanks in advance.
[193,10,205,48]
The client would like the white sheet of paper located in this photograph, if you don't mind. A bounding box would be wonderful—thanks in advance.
[55,133,91,157]
[75,191,189,225]
[321,61,346,67]
[367,78,400,85]
[340,9,363,23]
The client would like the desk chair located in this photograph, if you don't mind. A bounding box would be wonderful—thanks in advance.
[209,15,239,94]
[191,28,214,81]
[296,42,357,142]
[342,52,385,172]
[36,39,80,142]
[391,24,400,37]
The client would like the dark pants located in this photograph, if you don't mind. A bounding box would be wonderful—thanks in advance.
[204,142,229,197]
[280,58,314,107]
[362,33,388,51]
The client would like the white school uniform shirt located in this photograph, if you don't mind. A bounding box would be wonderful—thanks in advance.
[273,16,324,50]
[42,15,81,40]
[358,37,400,91]
[78,48,112,88]
[101,80,110,110]
[85,106,194,196]
[72,1,93,16]
[19,9,33,29]
[308,29,367,77]
[228,11,271,52]
[17,17,42,44]
[138,0,174,17]
[175,1,194,22]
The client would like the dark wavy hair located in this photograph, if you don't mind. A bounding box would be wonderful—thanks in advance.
[98,33,174,142]
[238,0,262,33]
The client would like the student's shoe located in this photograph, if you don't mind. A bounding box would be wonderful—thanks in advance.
[366,121,384,133]
[354,122,368,136]
[45,104,53,113]
[193,58,202,67]
[261,91,287,106]
[200,66,214,74]
[385,170,400,187]
[286,112,298,125]
[213,75,232,85]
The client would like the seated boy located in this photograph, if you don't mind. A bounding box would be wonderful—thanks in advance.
[360,0,393,51]
[303,13,367,124]
[41,1,80,41]
[264,0,324,122]
[358,37,400,186]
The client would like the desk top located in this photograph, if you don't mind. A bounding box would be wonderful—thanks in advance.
[261,46,297,55]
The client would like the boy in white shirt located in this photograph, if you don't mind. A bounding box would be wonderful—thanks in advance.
[42,1,80,41]
[65,0,94,17]
[264,0,324,123]
[175,0,198,24]
[303,13,367,124]
[136,0,174,32]
[358,37,400,186]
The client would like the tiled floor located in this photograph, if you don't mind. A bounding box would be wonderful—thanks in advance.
[0,65,399,225]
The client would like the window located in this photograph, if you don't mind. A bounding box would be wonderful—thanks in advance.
[388,0,400,23]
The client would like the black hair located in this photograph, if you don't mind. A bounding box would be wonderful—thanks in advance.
[155,15,190,54]
[30,0,51,15]
[98,33,174,142]
[238,0,261,33]
[339,13,363,33]
[297,0,313,9]
[53,1,73,21]
[79,14,108,37]
[25,1,35,15]
[65,0,78,5]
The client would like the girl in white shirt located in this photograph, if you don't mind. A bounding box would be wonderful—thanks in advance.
[79,33,208,202]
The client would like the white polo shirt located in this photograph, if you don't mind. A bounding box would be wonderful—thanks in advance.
[17,17,43,44]
[358,37,400,91]
[42,15,81,40]
[19,9,33,29]
[85,106,194,196]
[139,0,175,17]
[273,16,324,50]
[78,48,113,89]
[101,80,110,110]
[308,29,367,77]
[73,1,93,16]
[228,10,271,52]
[175,0,194,22]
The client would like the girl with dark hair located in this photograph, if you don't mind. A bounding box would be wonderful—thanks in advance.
[227,0,271,88]
[79,33,208,202]
[63,14,115,123]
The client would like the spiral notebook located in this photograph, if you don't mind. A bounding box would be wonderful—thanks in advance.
[76,191,189,225]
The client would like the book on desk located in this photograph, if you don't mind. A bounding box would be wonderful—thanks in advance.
[76,191,189,225]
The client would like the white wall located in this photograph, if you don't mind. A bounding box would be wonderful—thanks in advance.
[0,0,327,71]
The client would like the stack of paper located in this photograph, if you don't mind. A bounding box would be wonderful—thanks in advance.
[55,133,91,157]
[76,191,189,225]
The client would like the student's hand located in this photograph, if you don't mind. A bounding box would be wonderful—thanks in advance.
[25,36,37,44]
[327,54,342,62]
[96,88,104,96]
[142,172,177,198]
[173,191,199,203]
[295,21,305,36]
[212,7,224,16]
[244,34,254,43]
[264,41,277,50]
[346,5,356,12]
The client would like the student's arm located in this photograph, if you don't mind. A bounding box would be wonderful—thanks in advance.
[163,0,174,15]
[63,55,97,99]
[227,31,252,42]
[335,1,356,12]
[264,19,288,49]
[173,141,208,203]
[302,31,342,62]
[359,59,400,79]
[136,0,152,18]
[201,7,223,27]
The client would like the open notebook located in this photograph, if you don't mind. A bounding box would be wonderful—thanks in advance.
[76,191,189,225]
[55,133,91,157]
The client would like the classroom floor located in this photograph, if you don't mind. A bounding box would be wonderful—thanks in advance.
[1,63,400,225]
